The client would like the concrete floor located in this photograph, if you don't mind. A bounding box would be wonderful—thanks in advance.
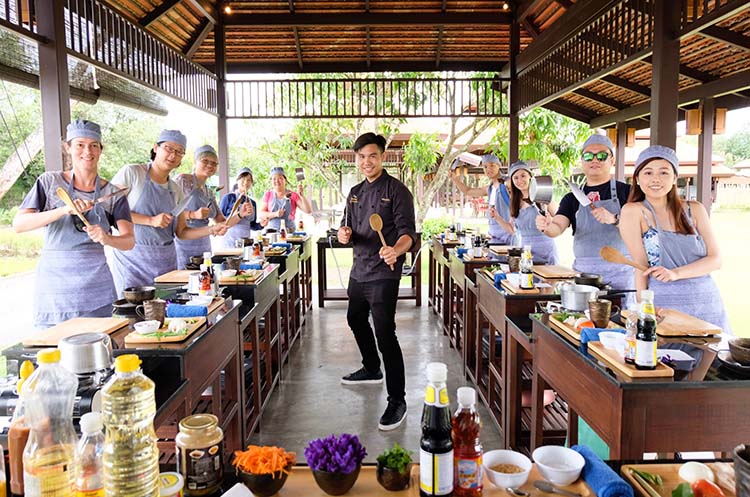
[249,299,503,463]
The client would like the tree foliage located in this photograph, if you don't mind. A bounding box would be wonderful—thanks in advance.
[714,124,750,165]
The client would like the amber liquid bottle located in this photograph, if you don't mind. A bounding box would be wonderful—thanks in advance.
[420,363,453,497]
[452,387,482,497]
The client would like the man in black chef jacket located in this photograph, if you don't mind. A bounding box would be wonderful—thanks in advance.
[338,132,416,431]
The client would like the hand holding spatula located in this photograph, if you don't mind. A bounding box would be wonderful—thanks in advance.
[56,187,91,228]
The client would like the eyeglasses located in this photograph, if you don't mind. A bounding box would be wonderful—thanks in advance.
[160,144,186,157]
[582,151,610,162]
[199,158,219,168]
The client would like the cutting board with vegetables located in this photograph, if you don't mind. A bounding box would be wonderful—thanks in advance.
[23,317,130,347]
[124,317,206,344]
[622,308,721,337]
[588,342,674,378]
[621,463,735,497]
[549,313,586,344]
[532,264,578,279]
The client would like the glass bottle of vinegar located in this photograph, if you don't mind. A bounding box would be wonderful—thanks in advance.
[420,363,453,497]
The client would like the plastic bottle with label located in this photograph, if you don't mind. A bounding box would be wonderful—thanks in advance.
[23,348,79,497]
[452,387,482,497]
[102,354,160,497]
[9,359,34,496]
[624,303,639,365]
[75,412,105,497]
[635,290,658,370]
[420,362,453,497]
[519,245,534,289]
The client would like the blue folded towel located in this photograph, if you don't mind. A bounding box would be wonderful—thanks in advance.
[292,231,306,236]
[579,327,625,356]
[493,272,507,289]
[272,242,292,249]
[240,263,263,270]
[456,247,469,257]
[572,445,634,497]
[166,304,208,318]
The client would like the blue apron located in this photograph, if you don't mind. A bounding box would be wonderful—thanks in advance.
[175,175,217,268]
[34,173,116,328]
[573,179,633,303]
[222,196,258,248]
[488,183,513,244]
[266,193,295,232]
[515,203,559,265]
[111,163,178,296]
[643,200,731,334]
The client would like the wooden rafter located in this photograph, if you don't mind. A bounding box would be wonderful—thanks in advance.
[521,18,539,38]
[554,0,573,8]
[139,0,181,27]
[186,0,215,25]
[222,60,507,74]
[185,18,213,58]
[223,12,511,26]
[643,56,714,83]
[517,0,546,22]
[572,88,626,110]
[543,100,597,122]
[435,26,444,68]
[365,26,371,68]
[699,25,750,52]
[293,26,303,69]
[601,75,650,97]
[680,0,750,38]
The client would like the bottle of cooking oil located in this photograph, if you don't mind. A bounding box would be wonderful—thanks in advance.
[22,348,79,497]
[101,354,159,497]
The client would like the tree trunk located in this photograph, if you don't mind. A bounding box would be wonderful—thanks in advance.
[0,126,44,201]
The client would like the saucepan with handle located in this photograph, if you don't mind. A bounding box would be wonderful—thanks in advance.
[529,175,554,215]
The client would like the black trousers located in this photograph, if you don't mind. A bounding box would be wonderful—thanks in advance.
[346,278,405,402]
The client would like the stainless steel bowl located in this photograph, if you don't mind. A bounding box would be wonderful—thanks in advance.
[59,332,114,375]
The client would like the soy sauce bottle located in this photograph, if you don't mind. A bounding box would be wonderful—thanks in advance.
[452,387,482,497]
[420,363,453,496]
[635,290,657,370]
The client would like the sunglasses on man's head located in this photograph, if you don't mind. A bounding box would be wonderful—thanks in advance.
[582,151,610,162]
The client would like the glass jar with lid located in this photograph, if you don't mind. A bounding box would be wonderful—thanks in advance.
[175,414,224,496]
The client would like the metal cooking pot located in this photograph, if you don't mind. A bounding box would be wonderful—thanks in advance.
[529,175,554,205]
[59,332,113,375]
[189,255,205,266]
[123,286,156,304]
[558,283,601,311]
[575,272,604,288]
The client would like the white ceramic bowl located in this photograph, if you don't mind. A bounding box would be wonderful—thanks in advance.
[532,446,585,486]
[221,269,237,278]
[482,449,532,489]
[134,320,161,334]
[599,331,623,350]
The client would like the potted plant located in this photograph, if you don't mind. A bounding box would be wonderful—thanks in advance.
[376,443,413,491]
[305,433,367,495]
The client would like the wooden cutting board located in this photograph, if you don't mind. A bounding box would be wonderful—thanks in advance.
[621,463,735,497]
[155,269,263,285]
[489,245,510,255]
[532,264,578,279]
[549,314,584,344]
[622,308,721,337]
[501,279,541,294]
[588,342,674,378]
[23,317,130,347]
[213,248,243,256]
[124,317,206,344]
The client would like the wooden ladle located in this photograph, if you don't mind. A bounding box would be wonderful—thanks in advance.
[56,186,91,228]
[600,246,648,272]
[227,193,245,219]
[369,213,394,271]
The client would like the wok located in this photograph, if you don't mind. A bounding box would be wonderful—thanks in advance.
[123,286,156,304]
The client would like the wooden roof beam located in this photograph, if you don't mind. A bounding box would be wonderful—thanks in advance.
[555,0,573,8]
[517,0,546,22]
[139,0,181,27]
[435,26,444,68]
[680,0,750,39]
[572,88,627,110]
[186,0,215,25]
[223,12,511,26]
[601,75,650,97]
[521,18,539,38]
[185,19,213,59]
[543,99,597,123]
[590,68,750,128]
[643,56,714,83]
[222,60,508,74]
[293,27,303,69]
[699,26,750,52]
[365,26,371,68]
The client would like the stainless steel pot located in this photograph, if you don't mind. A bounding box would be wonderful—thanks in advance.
[529,175,554,204]
[59,332,113,375]
[558,283,601,311]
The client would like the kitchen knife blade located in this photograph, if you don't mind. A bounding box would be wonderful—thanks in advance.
[568,180,593,209]
[94,186,130,205]
[171,194,193,217]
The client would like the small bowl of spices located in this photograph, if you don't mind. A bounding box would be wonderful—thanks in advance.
[482,449,532,489]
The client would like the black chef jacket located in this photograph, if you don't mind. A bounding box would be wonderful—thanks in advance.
[341,170,417,282]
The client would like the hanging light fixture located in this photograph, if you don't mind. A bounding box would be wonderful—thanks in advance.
[224,1,232,14]
[502,2,509,10]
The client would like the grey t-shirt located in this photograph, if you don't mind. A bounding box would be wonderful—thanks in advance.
[111,163,185,212]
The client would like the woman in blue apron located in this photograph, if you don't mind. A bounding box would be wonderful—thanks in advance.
[450,154,514,244]
[110,130,228,295]
[508,161,559,265]
[620,145,731,333]
[174,145,230,268]
[258,166,312,232]
[13,120,134,328]
[220,167,262,248]
[536,134,633,295]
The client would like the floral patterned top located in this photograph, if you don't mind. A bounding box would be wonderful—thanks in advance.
[642,226,660,267]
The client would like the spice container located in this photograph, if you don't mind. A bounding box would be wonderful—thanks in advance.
[176,414,224,496]
[159,472,184,497]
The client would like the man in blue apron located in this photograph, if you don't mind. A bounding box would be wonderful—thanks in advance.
[258,166,313,232]
[536,134,633,295]
[110,130,229,295]
[338,132,417,431]
[451,154,514,244]
[14,120,135,327]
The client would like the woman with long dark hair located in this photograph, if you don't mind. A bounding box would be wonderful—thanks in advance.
[619,145,730,332]
[507,161,558,264]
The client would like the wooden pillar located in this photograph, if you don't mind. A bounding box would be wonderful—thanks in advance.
[615,122,626,181]
[508,16,520,163]
[697,98,714,211]
[215,12,230,189]
[650,0,680,149]
[37,0,70,171]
